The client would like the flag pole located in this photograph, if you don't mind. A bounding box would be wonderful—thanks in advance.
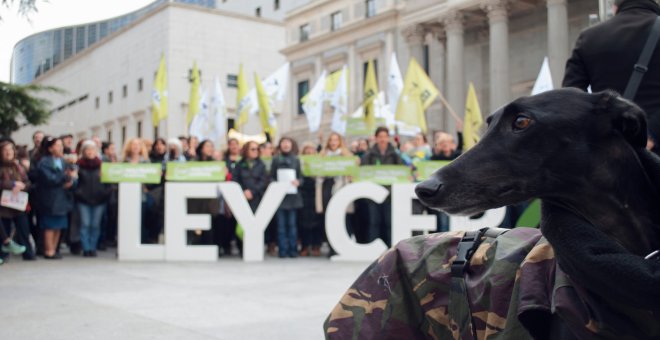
[436,91,463,125]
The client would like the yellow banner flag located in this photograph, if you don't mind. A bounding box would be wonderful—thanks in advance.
[363,60,378,130]
[254,72,277,137]
[151,53,168,127]
[236,64,250,127]
[463,82,483,150]
[186,61,201,127]
[395,58,439,133]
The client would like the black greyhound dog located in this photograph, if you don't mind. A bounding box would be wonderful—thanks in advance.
[324,89,659,339]
[415,88,660,310]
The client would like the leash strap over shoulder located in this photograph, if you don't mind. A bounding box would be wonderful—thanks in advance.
[623,16,660,100]
[449,228,509,339]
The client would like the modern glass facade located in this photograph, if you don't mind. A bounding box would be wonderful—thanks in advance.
[10,0,216,84]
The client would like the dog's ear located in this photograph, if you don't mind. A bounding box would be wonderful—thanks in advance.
[596,91,648,148]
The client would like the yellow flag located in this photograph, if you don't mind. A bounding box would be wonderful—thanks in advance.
[236,64,250,127]
[363,60,378,130]
[186,61,201,127]
[254,72,276,136]
[151,53,168,127]
[395,58,439,133]
[463,82,483,150]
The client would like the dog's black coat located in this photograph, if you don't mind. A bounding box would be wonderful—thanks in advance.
[416,88,660,311]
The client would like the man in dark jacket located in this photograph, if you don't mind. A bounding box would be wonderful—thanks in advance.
[360,127,403,247]
[563,0,660,153]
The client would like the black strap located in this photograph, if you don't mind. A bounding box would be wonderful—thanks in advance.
[449,228,509,340]
[623,17,660,100]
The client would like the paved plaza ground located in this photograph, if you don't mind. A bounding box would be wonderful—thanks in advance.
[0,250,369,339]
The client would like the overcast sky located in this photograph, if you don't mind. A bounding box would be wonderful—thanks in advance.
[0,0,154,83]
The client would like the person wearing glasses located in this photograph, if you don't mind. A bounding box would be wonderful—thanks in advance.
[232,141,267,255]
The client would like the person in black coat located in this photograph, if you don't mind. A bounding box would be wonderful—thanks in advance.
[75,141,111,257]
[270,137,303,258]
[563,0,660,153]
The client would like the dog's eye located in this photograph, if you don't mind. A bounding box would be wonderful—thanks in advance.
[513,116,532,131]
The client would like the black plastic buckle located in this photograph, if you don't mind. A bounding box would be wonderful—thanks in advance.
[451,231,479,277]
[634,63,649,74]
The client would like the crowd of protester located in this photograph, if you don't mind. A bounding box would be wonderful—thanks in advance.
[0,125,474,264]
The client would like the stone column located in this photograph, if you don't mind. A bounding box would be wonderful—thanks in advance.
[443,11,465,128]
[403,24,426,65]
[483,0,510,111]
[547,0,569,88]
[427,27,447,134]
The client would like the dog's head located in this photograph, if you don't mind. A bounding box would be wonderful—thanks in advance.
[416,88,648,215]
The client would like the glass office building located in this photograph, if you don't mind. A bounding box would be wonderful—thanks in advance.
[10,0,216,84]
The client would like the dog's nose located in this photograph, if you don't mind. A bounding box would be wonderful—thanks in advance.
[415,177,443,203]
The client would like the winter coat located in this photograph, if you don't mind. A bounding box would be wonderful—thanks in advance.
[74,158,111,206]
[563,0,660,139]
[361,143,404,166]
[34,156,75,216]
[0,161,31,218]
[232,158,267,212]
[270,153,303,210]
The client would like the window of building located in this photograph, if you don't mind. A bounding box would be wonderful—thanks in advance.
[297,80,310,115]
[122,85,128,98]
[227,117,235,132]
[363,59,379,84]
[227,74,238,88]
[63,28,73,59]
[107,130,112,143]
[300,24,310,42]
[331,11,343,31]
[255,7,261,17]
[366,0,376,18]
[53,30,62,66]
[154,126,159,139]
[99,22,108,39]
[137,121,143,138]
[274,0,280,10]
[138,78,143,92]
[75,26,85,53]
[121,126,126,146]
[95,96,100,109]
[87,24,97,46]
[423,45,430,75]
[108,91,113,104]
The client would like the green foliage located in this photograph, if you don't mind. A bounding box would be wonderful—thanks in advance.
[0,0,40,21]
[0,81,61,137]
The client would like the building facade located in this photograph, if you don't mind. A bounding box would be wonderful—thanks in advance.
[280,0,599,142]
[11,1,287,148]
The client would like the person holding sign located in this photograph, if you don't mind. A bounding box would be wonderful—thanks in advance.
[360,127,404,247]
[0,139,33,260]
[34,136,77,259]
[270,137,303,258]
[299,143,324,257]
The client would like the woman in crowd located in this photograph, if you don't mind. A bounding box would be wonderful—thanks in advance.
[186,140,218,246]
[232,141,267,255]
[75,141,111,257]
[298,142,323,257]
[431,131,463,161]
[34,136,77,259]
[122,138,149,163]
[271,137,303,258]
[216,138,241,256]
[0,139,34,260]
[165,138,187,163]
[317,132,355,248]
[149,138,167,164]
[259,141,277,256]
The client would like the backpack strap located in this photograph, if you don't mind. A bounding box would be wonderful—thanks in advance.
[449,227,510,339]
[623,16,660,100]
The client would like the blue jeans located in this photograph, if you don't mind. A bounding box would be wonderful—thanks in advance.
[77,203,106,252]
[276,209,298,257]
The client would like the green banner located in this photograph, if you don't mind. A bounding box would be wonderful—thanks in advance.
[354,165,412,185]
[101,163,162,183]
[166,162,226,182]
[416,161,451,181]
[300,155,358,177]
[346,117,387,136]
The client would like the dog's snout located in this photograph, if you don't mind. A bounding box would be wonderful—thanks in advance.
[415,177,443,203]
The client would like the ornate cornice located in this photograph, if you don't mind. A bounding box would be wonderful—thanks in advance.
[402,24,427,44]
[482,0,509,23]
[442,10,464,34]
